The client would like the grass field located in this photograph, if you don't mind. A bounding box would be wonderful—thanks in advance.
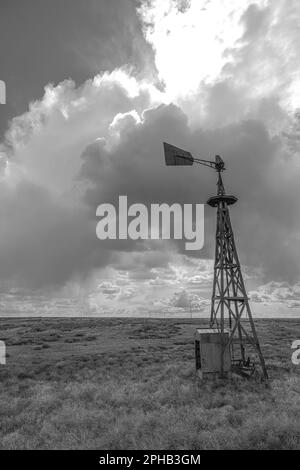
[0,317,299,449]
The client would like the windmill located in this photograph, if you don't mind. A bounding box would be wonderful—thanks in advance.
[163,142,268,379]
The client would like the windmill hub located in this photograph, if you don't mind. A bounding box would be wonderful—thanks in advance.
[207,194,238,207]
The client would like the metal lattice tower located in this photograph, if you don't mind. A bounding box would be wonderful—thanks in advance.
[163,142,268,379]
[207,169,268,379]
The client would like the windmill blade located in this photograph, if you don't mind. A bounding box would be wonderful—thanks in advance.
[163,142,194,166]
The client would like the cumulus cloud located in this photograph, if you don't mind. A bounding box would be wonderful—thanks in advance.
[168,289,209,311]
[1,72,300,301]
[139,0,300,128]
[79,101,300,283]
[250,281,300,308]
[0,71,165,291]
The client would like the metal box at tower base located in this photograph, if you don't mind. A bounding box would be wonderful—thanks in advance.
[194,328,231,379]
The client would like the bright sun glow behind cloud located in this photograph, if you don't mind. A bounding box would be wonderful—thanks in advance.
[139,0,266,99]
[139,0,300,123]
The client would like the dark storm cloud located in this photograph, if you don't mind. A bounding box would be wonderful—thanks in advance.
[0,0,156,138]
[1,0,300,298]
[1,81,299,292]
[79,102,300,283]
[0,178,111,289]
[0,72,165,290]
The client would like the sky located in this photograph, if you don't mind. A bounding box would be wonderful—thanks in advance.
[0,0,300,317]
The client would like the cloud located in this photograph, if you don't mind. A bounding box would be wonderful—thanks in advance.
[0,178,106,289]
[97,281,121,296]
[1,72,300,294]
[168,289,209,311]
[0,0,300,317]
[1,71,162,192]
[0,0,157,139]
[79,100,300,284]
[0,71,163,290]
[250,281,300,308]
[139,0,300,130]
[138,0,249,99]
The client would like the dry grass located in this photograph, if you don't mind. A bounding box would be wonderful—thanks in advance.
[0,318,299,449]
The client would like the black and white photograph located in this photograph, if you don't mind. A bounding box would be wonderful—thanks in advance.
[0,0,299,459]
